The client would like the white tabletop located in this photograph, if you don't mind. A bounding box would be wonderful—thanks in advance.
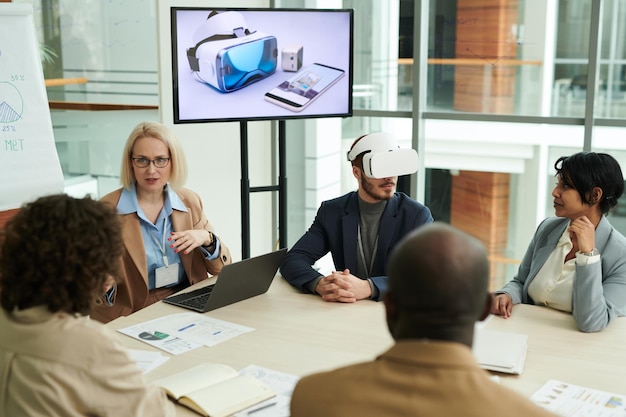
[483,303,626,398]
[107,276,626,415]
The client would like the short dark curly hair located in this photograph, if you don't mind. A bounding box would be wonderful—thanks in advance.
[0,194,123,315]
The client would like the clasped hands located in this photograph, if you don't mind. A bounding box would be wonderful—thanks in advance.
[168,229,213,254]
[315,269,372,303]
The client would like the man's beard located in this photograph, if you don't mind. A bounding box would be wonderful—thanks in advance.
[360,175,395,201]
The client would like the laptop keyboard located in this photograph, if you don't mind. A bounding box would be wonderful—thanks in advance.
[179,292,211,310]
[175,285,214,310]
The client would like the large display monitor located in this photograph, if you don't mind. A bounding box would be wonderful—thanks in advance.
[170,7,353,124]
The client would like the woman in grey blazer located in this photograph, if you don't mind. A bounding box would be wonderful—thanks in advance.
[492,152,626,332]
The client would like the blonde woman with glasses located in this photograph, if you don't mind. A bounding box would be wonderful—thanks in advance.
[91,121,231,323]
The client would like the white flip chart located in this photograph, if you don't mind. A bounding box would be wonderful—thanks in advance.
[0,3,63,210]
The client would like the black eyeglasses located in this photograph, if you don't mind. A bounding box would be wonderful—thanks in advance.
[132,157,171,168]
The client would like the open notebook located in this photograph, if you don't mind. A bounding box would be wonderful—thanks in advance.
[153,363,275,417]
[472,328,528,374]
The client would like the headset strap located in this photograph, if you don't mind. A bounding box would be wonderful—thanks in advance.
[187,11,253,72]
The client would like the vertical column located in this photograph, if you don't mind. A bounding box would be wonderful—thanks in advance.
[450,171,511,290]
[451,1,518,288]
[303,119,344,227]
[453,0,519,113]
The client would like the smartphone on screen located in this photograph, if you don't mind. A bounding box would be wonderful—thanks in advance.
[264,63,345,112]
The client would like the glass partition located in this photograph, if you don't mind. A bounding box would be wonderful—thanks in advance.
[14,0,626,287]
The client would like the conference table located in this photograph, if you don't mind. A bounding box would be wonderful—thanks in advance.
[107,275,626,416]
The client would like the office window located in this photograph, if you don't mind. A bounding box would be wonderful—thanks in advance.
[16,0,160,198]
[598,0,626,118]
[554,0,626,119]
[424,0,547,116]
[14,0,626,286]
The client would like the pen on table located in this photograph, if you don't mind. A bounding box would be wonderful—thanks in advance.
[247,402,277,415]
[212,330,221,335]
[177,323,195,332]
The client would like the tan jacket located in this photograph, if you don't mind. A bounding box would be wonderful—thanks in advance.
[91,187,231,323]
[0,306,175,417]
[291,340,558,417]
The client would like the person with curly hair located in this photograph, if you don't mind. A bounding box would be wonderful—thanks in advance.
[0,194,175,417]
[92,121,232,323]
[492,152,626,332]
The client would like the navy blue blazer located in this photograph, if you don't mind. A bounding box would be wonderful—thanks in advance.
[280,191,433,300]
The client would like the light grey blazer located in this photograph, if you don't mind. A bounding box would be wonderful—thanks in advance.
[499,216,626,332]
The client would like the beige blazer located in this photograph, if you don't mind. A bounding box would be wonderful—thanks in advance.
[0,306,175,417]
[91,187,231,323]
[291,340,558,417]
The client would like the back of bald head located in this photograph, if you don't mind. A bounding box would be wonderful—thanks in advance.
[386,222,489,340]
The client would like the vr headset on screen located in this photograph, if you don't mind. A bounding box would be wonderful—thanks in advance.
[347,133,418,179]
[187,11,278,93]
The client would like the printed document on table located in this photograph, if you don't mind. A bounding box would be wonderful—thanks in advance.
[531,379,626,417]
[127,349,170,374]
[234,365,300,417]
[118,312,254,355]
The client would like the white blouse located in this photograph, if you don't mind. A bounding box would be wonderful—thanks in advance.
[527,223,600,312]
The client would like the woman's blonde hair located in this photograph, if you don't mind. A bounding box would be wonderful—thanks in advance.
[120,121,188,190]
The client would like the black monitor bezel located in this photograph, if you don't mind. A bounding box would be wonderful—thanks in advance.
[170,7,354,124]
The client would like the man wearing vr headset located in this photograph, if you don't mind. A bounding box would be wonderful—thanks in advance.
[280,133,433,302]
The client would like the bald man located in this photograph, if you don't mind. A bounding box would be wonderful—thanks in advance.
[290,222,557,417]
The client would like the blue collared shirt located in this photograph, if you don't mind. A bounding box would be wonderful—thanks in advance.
[117,184,220,290]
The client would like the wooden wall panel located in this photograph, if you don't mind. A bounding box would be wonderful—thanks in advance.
[450,171,510,289]
[0,209,19,229]
[454,0,519,113]
[449,1,518,289]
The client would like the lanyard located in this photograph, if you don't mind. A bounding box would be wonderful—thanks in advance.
[357,225,378,278]
[149,217,170,267]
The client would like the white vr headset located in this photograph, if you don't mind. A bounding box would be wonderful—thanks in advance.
[346,132,418,178]
[187,11,278,93]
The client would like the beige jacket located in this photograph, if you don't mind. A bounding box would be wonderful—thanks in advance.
[291,340,558,417]
[0,306,175,417]
[92,187,231,323]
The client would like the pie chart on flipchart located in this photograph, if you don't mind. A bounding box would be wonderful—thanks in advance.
[0,81,24,124]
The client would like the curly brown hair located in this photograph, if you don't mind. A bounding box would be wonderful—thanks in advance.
[0,194,123,315]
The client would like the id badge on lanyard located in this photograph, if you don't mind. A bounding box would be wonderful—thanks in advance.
[152,218,181,288]
[155,263,180,288]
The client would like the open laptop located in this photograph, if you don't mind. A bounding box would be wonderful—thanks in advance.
[163,248,287,313]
